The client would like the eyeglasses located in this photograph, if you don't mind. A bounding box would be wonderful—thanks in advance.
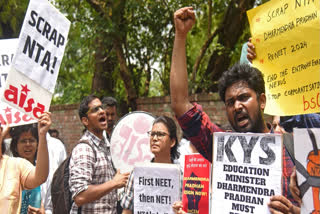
[86,104,107,114]
[147,131,170,139]
[18,138,37,145]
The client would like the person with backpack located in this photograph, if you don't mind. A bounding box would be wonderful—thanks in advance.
[68,95,130,214]
[0,112,51,214]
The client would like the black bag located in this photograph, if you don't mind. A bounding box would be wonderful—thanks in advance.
[51,140,96,214]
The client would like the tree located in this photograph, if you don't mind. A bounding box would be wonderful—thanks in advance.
[1,0,270,114]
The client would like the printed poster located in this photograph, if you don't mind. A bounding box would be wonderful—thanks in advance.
[182,154,211,214]
[1,0,70,119]
[0,39,36,126]
[247,0,320,115]
[294,128,320,214]
[212,132,282,214]
[110,111,155,173]
[134,163,181,214]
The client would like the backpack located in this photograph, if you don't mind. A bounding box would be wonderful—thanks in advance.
[51,140,97,214]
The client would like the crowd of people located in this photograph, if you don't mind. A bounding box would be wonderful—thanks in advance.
[0,5,318,214]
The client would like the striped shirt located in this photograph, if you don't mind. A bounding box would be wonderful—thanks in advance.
[69,130,117,214]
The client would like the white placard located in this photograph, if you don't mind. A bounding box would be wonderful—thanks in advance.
[111,111,155,173]
[212,132,282,214]
[1,0,70,119]
[134,163,181,214]
[0,39,36,126]
[294,128,320,214]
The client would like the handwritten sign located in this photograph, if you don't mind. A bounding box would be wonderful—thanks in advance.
[111,111,155,173]
[211,132,282,214]
[182,154,211,214]
[134,163,181,214]
[247,0,320,115]
[294,128,320,214]
[1,0,70,119]
[0,39,36,126]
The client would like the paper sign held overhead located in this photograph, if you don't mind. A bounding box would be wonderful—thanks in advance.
[0,39,36,126]
[247,0,320,115]
[1,0,70,120]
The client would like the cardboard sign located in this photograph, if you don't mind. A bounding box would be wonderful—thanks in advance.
[212,132,282,214]
[294,128,320,214]
[1,0,70,119]
[111,111,155,173]
[0,39,36,126]
[182,154,211,214]
[134,163,181,214]
[247,0,320,115]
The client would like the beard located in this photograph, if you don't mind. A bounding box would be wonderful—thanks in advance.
[230,107,265,133]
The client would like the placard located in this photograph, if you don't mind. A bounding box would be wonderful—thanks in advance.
[294,128,320,214]
[212,132,282,214]
[247,0,320,115]
[0,39,36,126]
[182,154,211,214]
[111,111,155,173]
[1,0,70,119]
[134,163,181,214]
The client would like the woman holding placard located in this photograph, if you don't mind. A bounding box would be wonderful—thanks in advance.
[120,115,181,214]
[0,112,51,214]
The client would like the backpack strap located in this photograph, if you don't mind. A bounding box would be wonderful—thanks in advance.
[76,139,97,161]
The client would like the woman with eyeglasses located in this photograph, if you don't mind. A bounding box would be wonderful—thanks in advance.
[120,115,181,214]
[0,112,51,214]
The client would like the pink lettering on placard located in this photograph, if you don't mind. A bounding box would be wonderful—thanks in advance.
[133,115,152,134]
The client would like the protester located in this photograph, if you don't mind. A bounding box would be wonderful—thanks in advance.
[9,124,45,214]
[41,133,67,213]
[0,112,51,214]
[68,94,129,214]
[101,96,118,141]
[170,7,299,214]
[48,129,59,139]
[120,115,181,214]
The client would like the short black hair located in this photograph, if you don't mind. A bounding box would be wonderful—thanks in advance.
[101,96,117,107]
[218,63,265,102]
[10,123,38,159]
[153,115,180,160]
[78,94,99,120]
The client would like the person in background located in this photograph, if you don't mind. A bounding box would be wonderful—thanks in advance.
[48,129,59,139]
[121,115,181,214]
[0,112,51,214]
[101,96,118,141]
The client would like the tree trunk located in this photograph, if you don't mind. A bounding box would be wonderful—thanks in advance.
[204,0,256,91]
[91,36,116,97]
[114,39,138,111]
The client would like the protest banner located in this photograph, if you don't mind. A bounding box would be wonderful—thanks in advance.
[1,0,70,119]
[247,0,320,115]
[182,154,211,214]
[134,163,181,214]
[211,132,282,214]
[111,111,155,173]
[0,39,36,126]
[294,128,320,214]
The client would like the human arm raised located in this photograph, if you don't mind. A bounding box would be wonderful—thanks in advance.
[170,7,195,117]
[74,169,129,206]
[25,112,51,189]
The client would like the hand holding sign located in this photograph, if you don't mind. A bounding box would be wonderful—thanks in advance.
[1,0,70,120]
